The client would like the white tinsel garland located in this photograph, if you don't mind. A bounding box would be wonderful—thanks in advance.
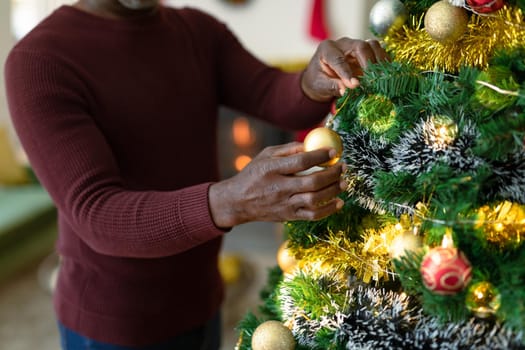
[492,149,525,203]
[387,117,483,175]
[278,274,524,349]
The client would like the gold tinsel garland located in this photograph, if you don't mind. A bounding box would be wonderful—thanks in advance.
[476,201,525,248]
[384,5,525,73]
[292,226,401,284]
[287,200,525,284]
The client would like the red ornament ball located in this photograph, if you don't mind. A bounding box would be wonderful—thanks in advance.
[420,247,472,295]
[467,0,505,13]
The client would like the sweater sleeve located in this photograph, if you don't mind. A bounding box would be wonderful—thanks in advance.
[181,8,332,130]
[219,30,332,129]
[4,49,227,259]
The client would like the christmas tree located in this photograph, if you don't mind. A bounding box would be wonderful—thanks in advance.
[236,0,525,349]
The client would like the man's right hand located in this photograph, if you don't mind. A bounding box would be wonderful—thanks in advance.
[208,142,347,228]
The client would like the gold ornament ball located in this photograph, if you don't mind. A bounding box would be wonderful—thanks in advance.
[466,281,501,319]
[277,240,299,274]
[424,0,468,43]
[389,231,423,259]
[303,127,343,167]
[218,253,242,285]
[251,320,296,350]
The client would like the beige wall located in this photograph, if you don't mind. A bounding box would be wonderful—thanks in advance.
[166,0,374,63]
[0,0,13,131]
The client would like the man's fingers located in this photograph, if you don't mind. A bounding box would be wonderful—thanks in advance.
[253,144,336,176]
[319,41,354,87]
[366,39,390,62]
[321,38,388,91]
[264,142,304,157]
[294,197,345,221]
[334,37,387,70]
[351,42,379,69]
[281,148,341,175]
[291,165,346,193]
[288,175,346,220]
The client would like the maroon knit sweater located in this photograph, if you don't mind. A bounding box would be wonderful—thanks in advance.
[4,5,330,346]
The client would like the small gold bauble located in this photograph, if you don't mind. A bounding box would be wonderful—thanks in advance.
[303,127,343,167]
[251,320,296,350]
[424,0,468,43]
[277,240,299,274]
[218,253,242,285]
[466,281,501,319]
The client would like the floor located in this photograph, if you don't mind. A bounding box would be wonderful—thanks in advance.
[0,222,283,350]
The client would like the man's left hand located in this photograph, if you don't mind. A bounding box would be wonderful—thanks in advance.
[301,38,389,102]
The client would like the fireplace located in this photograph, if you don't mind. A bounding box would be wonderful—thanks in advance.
[217,107,294,179]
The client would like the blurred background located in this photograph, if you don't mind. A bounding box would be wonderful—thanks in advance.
[0,1,373,349]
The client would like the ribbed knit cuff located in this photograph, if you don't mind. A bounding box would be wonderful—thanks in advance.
[177,182,230,244]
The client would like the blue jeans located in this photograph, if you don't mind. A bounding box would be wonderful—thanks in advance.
[57,313,222,350]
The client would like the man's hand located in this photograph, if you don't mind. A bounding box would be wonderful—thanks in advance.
[209,142,347,228]
[301,38,389,102]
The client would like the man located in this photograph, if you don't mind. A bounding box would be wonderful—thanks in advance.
[4,0,387,348]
